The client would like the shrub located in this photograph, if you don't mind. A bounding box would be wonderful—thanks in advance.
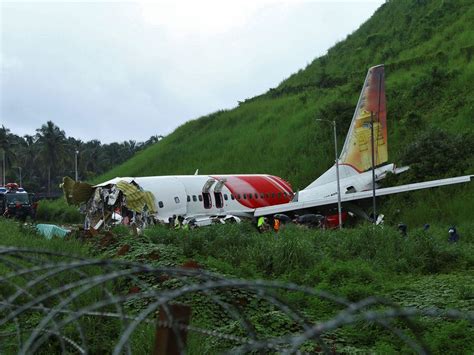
[36,199,82,224]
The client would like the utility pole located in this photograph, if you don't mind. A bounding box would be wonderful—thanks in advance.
[370,111,376,224]
[75,150,79,181]
[316,119,342,229]
[2,150,5,186]
[18,167,22,187]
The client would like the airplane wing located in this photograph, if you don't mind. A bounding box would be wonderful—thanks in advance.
[254,175,473,217]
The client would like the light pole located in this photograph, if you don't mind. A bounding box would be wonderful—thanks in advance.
[316,119,342,229]
[370,112,376,224]
[2,150,5,186]
[17,167,22,187]
[75,150,79,181]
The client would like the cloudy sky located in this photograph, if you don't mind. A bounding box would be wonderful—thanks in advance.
[1,0,383,143]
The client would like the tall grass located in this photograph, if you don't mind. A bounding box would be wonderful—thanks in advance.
[142,221,474,285]
[35,198,82,224]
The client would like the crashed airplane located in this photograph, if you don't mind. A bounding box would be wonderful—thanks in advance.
[63,65,473,230]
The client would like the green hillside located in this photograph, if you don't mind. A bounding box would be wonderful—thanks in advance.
[99,0,474,225]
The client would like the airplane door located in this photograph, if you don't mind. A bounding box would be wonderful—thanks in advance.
[202,178,216,209]
[213,179,226,209]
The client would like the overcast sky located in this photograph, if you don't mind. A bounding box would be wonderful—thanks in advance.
[1,0,383,143]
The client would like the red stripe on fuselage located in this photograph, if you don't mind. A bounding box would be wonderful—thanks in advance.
[212,175,293,209]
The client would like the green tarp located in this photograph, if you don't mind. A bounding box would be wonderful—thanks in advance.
[36,224,70,239]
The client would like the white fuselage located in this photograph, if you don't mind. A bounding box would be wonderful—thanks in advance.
[96,174,294,222]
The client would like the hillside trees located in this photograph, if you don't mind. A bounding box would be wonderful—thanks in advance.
[1,122,159,194]
[0,126,16,185]
[399,129,474,181]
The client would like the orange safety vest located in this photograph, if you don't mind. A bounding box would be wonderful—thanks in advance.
[273,219,280,232]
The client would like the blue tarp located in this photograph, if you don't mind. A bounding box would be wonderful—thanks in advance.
[36,224,70,239]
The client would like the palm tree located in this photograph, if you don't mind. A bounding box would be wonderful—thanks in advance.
[35,121,67,196]
[17,135,39,188]
[0,125,16,185]
[81,140,102,178]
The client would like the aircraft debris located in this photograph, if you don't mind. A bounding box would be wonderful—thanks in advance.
[61,177,157,232]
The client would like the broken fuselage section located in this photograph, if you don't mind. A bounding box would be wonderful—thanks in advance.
[62,174,294,231]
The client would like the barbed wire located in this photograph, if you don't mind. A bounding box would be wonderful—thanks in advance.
[0,246,473,354]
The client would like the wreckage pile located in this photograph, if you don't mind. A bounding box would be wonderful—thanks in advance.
[61,177,157,232]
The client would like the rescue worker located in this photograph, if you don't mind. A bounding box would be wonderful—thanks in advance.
[398,223,407,237]
[257,216,269,233]
[273,218,280,233]
[448,226,459,243]
[182,220,190,231]
[174,215,183,230]
[169,214,176,229]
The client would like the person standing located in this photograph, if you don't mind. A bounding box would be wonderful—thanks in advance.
[448,226,459,242]
[273,218,280,233]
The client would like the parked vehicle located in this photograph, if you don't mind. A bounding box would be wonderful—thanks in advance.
[0,183,35,221]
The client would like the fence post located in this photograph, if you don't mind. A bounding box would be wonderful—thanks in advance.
[153,304,192,355]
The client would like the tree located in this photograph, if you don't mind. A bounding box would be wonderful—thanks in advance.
[400,129,474,181]
[81,140,102,179]
[17,135,39,189]
[0,125,16,185]
[35,121,67,195]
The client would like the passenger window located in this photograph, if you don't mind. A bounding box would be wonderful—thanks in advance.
[248,194,252,199]
[260,193,264,199]
[237,194,241,199]
[278,192,282,199]
[243,194,247,199]
[231,194,235,200]
[158,201,164,208]
[187,195,190,202]
[174,197,180,204]
[283,192,287,197]
[192,195,197,202]
[224,194,228,200]
[255,193,258,199]
[265,193,269,199]
[198,195,203,202]
[272,193,275,198]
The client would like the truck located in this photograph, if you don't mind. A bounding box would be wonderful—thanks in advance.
[0,183,35,221]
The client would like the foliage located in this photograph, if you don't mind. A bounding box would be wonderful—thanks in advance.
[0,122,161,195]
[35,198,82,224]
[77,221,474,352]
[1,215,474,353]
[398,129,474,181]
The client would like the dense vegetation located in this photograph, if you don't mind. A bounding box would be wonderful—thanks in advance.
[0,121,161,195]
[1,219,472,353]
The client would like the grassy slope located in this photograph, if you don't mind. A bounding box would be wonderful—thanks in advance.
[2,219,473,353]
[88,222,474,352]
[95,0,474,226]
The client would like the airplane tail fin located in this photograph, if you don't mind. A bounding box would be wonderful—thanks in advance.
[304,65,387,190]
[339,64,388,172]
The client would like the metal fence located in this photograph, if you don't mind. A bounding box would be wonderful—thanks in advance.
[0,246,472,354]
